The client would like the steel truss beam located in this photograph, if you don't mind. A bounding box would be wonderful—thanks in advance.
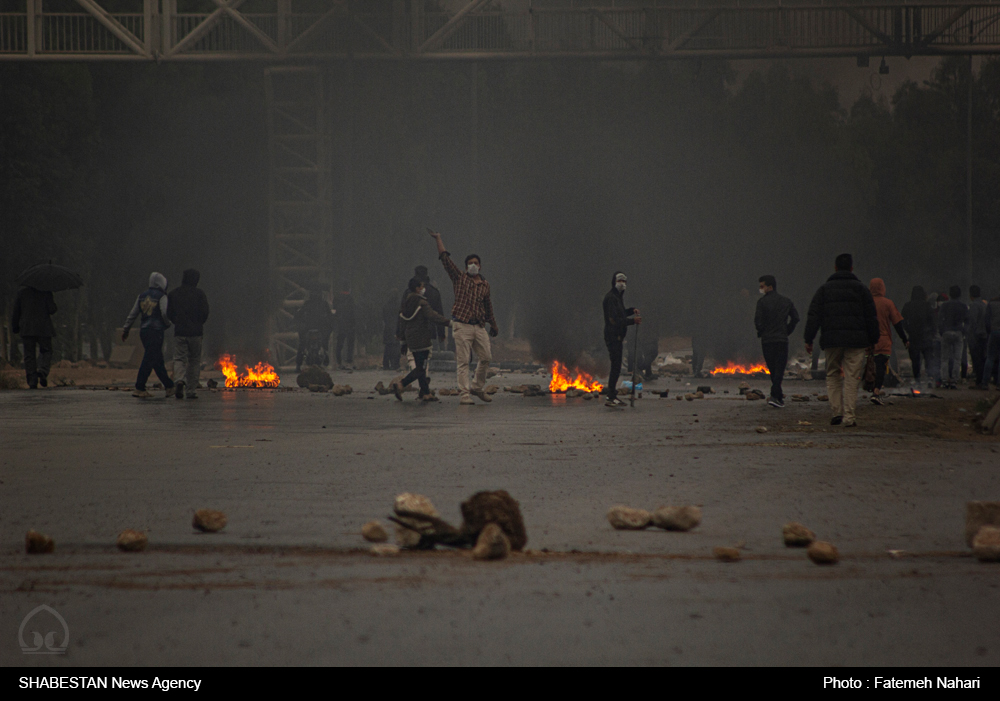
[4,2,1000,62]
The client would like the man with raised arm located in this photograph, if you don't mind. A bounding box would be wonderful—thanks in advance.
[429,229,498,405]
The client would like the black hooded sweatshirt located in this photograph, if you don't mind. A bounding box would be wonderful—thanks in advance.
[603,273,636,345]
[167,269,210,337]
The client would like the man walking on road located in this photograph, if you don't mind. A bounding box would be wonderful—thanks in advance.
[803,254,880,427]
[429,229,498,405]
[938,285,968,389]
[11,286,57,389]
[166,269,209,399]
[754,275,799,408]
[122,272,175,398]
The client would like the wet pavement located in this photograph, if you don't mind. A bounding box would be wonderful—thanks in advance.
[2,371,999,665]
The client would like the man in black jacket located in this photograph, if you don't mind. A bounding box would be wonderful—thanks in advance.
[603,271,641,407]
[804,254,880,427]
[167,269,210,399]
[755,275,799,408]
[333,283,356,371]
[414,265,447,351]
[11,286,57,389]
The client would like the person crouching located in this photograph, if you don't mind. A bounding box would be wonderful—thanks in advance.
[392,277,452,402]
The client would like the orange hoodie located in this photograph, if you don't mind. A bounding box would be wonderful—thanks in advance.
[869,278,903,355]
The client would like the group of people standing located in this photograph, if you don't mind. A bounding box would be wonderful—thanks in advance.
[293,283,356,372]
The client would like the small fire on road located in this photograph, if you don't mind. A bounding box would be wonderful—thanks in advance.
[549,361,603,393]
[710,361,770,376]
[217,355,280,388]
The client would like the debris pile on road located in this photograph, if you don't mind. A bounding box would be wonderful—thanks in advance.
[25,530,54,554]
[807,541,839,564]
[392,493,440,548]
[361,521,388,543]
[193,509,227,533]
[297,366,333,390]
[782,522,816,547]
[116,529,148,552]
[972,526,1000,562]
[472,523,511,560]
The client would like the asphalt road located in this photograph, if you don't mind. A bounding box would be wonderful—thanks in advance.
[2,371,998,666]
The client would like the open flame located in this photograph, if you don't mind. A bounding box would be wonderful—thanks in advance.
[710,361,770,376]
[217,354,280,388]
[549,361,604,393]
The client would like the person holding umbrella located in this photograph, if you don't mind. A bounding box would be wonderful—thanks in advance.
[121,272,175,398]
[11,262,84,389]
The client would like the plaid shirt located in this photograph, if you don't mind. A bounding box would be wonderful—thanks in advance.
[440,252,498,328]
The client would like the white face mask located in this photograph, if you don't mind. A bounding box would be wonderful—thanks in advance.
[467,263,480,276]
[759,287,766,295]
[615,282,626,292]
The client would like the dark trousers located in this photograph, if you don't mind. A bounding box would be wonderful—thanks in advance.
[969,335,988,386]
[400,349,431,397]
[761,341,788,400]
[984,331,1000,386]
[873,353,890,391]
[22,335,53,388]
[336,332,354,365]
[908,343,933,380]
[136,327,173,391]
[383,342,400,370]
[606,338,623,400]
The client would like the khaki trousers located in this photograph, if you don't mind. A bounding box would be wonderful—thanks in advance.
[453,321,491,396]
[173,336,203,393]
[825,347,866,423]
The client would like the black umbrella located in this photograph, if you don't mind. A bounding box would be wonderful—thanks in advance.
[15,263,84,292]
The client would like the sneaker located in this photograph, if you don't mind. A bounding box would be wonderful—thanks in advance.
[175,381,185,399]
[830,416,843,426]
[132,389,152,398]
[870,394,884,406]
[471,389,492,403]
[605,398,626,407]
[391,382,403,401]
[460,395,475,405]
[767,397,784,408]
[420,394,439,402]
[38,375,48,388]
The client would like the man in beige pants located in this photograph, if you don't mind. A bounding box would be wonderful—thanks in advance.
[804,254,880,427]
[430,230,499,405]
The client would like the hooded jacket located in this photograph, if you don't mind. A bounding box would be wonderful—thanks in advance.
[397,291,451,352]
[12,287,57,338]
[803,270,879,350]
[167,269,210,337]
[123,273,170,332]
[869,278,907,355]
[603,273,637,344]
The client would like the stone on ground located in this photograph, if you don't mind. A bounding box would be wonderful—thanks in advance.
[807,541,839,564]
[965,501,1000,546]
[972,526,1000,562]
[116,529,148,552]
[296,366,333,390]
[651,505,702,531]
[25,530,54,554]
[783,522,816,547]
[460,490,528,550]
[371,544,400,557]
[393,493,439,548]
[607,505,652,530]
[713,546,742,562]
[472,523,511,560]
[193,509,227,533]
[755,426,768,434]
[361,521,388,543]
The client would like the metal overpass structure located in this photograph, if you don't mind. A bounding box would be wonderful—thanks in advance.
[6,1,999,366]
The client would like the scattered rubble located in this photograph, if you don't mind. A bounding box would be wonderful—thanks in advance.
[361,521,389,543]
[192,509,227,533]
[437,388,461,396]
[713,546,742,562]
[297,366,333,390]
[393,493,440,548]
[755,426,768,433]
[374,381,390,395]
[807,541,839,564]
[696,386,713,394]
[116,529,148,552]
[25,530,54,554]
[331,384,353,396]
[607,506,652,530]
[652,505,702,531]
[745,389,765,401]
[790,394,810,402]
[460,490,528,550]
[206,378,218,389]
[684,393,696,401]
[472,523,511,560]
[738,381,750,395]
[371,544,400,557]
[817,394,828,402]
[783,522,816,547]
[972,526,1000,562]
[965,501,1000,546]
[308,384,327,392]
